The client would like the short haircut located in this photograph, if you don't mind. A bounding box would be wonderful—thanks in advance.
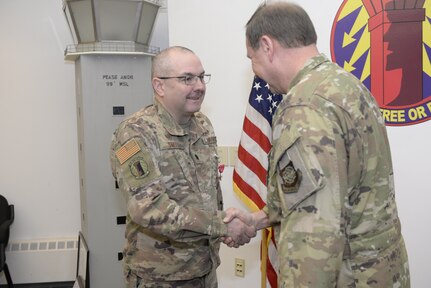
[246,2,317,50]
[151,46,195,78]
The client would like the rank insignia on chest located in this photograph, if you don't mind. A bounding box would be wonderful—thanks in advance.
[280,161,302,194]
[130,157,150,179]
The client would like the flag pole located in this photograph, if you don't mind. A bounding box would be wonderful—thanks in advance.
[261,229,268,288]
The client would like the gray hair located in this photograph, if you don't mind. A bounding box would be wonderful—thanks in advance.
[246,2,317,50]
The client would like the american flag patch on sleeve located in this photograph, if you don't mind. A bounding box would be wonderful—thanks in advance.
[115,139,141,165]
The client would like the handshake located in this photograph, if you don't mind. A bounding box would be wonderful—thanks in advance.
[221,208,268,248]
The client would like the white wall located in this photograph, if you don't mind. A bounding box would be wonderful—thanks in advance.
[0,0,430,287]
[0,0,79,241]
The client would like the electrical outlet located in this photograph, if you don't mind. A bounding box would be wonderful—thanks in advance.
[235,258,245,277]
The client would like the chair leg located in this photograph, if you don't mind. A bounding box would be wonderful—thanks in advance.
[3,263,13,288]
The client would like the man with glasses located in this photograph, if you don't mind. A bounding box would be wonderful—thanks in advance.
[110,46,256,288]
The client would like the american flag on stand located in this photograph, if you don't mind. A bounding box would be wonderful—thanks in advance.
[233,76,283,288]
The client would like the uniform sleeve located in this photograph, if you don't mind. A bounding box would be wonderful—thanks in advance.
[111,131,228,242]
[269,106,347,287]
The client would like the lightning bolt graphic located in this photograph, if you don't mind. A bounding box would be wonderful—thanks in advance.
[340,4,370,81]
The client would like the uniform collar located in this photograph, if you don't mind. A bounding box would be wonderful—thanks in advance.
[154,99,206,139]
[289,53,329,92]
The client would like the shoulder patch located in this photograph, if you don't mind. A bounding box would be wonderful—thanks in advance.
[129,157,150,179]
[116,139,141,165]
[279,161,302,194]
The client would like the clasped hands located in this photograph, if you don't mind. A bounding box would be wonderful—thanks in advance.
[221,207,257,248]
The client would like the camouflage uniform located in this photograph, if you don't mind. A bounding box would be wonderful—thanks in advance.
[267,54,410,287]
[110,100,227,288]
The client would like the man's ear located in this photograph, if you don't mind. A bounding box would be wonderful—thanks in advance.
[260,35,274,62]
[152,77,165,96]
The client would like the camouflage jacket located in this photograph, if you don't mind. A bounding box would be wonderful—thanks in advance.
[267,54,409,287]
[110,100,227,282]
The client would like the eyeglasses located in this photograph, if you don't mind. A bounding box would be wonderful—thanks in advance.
[157,74,211,85]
